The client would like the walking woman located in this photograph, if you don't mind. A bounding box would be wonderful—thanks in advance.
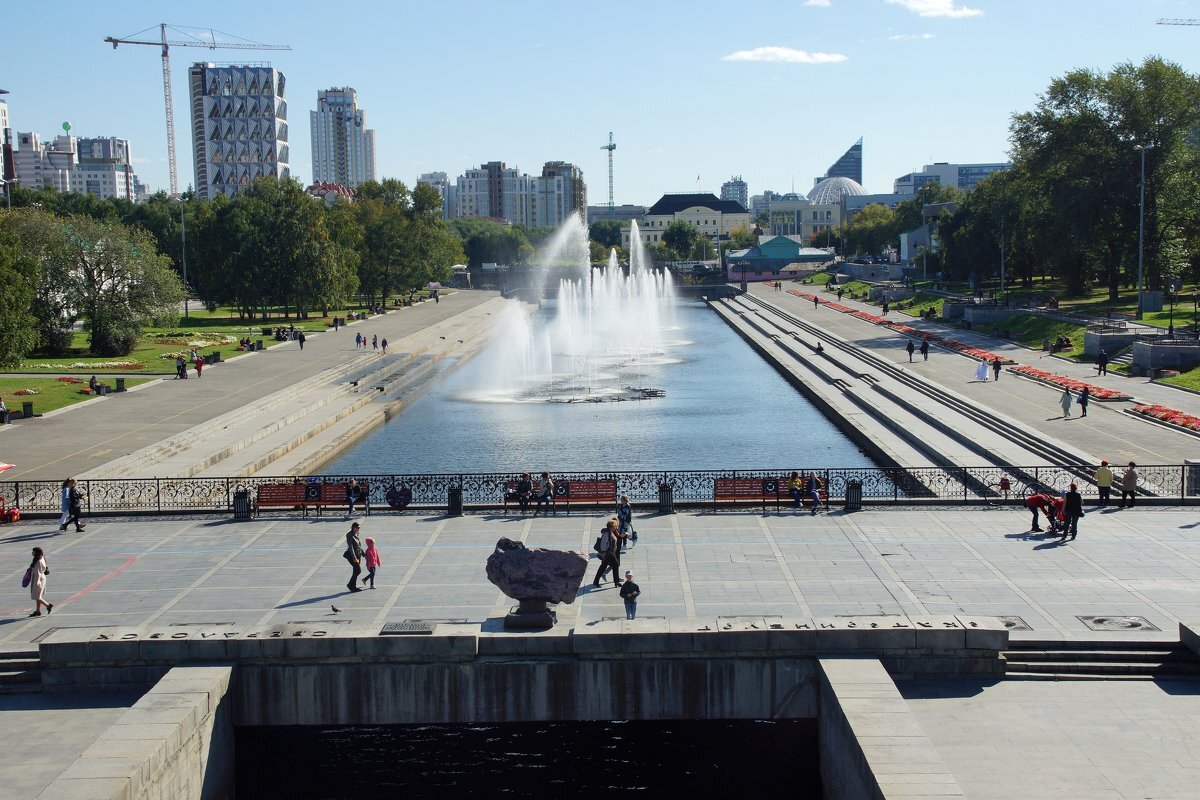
[28,547,53,617]
[344,522,364,593]
[1060,387,1073,418]
[58,479,71,531]
[1078,386,1090,417]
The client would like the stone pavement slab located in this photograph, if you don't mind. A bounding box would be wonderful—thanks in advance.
[1,506,1197,644]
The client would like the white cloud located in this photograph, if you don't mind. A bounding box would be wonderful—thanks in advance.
[804,0,832,6]
[721,46,848,64]
[885,0,983,17]
[887,32,937,40]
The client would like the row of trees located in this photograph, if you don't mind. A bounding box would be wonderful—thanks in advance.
[835,57,1200,297]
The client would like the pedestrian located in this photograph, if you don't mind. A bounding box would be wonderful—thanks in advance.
[362,537,380,589]
[882,300,889,315]
[906,340,915,362]
[1060,387,1073,418]
[0,396,7,424]
[63,478,85,532]
[175,355,186,380]
[372,334,378,352]
[58,478,71,530]
[920,337,929,361]
[434,289,440,304]
[381,337,388,354]
[813,295,819,309]
[592,519,621,587]
[787,471,804,512]
[533,471,555,517]
[807,473,822,515]
[1097,350,1108,376]
[616,494,638,542]
[345,479,362,519]
[1094,460,1113,507]
[1062,483,1083,540]
[1025,492,1054,532]
[26,547,53,617]
[343,522,364,592]
[620,571,641,619]
[991,357,1002,381]
[194,356,204,379]
[837,288,844,302]
[975,358,989,382]
[355,332,362,350]
[298,331,306,350]
[1118,462,1138,508]
[334,317,340,333]
[1078,386,1089,417]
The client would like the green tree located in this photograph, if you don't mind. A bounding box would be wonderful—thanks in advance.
[842,204,896,256]
[0,226,39,367]
[0,208,81,354]
[662,220,699,258]
[589,219,624,249]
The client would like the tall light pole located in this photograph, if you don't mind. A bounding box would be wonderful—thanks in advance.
[0,89,11,210]
[1136,143,1154,320]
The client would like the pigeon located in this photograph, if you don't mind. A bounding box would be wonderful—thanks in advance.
[331,605,341,614]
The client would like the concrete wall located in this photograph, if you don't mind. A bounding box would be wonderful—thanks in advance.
[1132,339,1200,376]
[1084,330,1138,359]
[962,306,1015,327]
[37,665,234,800]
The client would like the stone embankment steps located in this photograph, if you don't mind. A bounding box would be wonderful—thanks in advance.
[0,648,41,694]
[710,301,956,469]
[83,298,510,480]
[1002,640,1200,680]
[729,293,1102,471]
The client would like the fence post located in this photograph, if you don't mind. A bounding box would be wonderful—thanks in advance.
[1182,465,1186,505]
[156,478,161,513]
[85,481,92,514]
[893,470,898,503]
[225,478,232,512]
[963,467,969,504]
[13,482,18,510]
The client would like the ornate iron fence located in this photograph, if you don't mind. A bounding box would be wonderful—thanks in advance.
[1,464,1194,516]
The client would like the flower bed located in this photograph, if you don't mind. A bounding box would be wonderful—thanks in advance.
[1131,404,1200,431]
[13,388,39,396]
[22,360,145,370]
[56,376,83,384]
[886,323,940,341]
[1009,366,1132,400]
[938,339,1017,365]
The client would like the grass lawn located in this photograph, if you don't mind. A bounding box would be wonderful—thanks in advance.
[796,272,834,286]
[986,313,1089,354]
[0,376,151,415]
[17,330,250,373]
[1159,365,1200,392]
[896,292,944,318]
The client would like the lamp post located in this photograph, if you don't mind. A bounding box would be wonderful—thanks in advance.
[1191,287,1197,338]
[1135,143,1154,320]
[1167,287,1175,337]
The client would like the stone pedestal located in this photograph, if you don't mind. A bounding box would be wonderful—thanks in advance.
[504,599,557,630]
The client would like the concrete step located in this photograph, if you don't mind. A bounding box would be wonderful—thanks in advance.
[1005,639,1179,650]
[1004,672,1193,682]
[0,659,40,671]
[1004,660,1200,676]
[1002,649,1192,663]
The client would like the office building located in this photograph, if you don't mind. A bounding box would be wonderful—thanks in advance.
[310,87,376,189]
[819,138,863,186]
[453,161,586,226]
[893,162,1011,195]
[625,192,751,247]
[418,172,456,219]
[720,176,749,210]
[585,204,644,225]
[13,132,144,201]
[189,62,290,200]
[0,99,12,198]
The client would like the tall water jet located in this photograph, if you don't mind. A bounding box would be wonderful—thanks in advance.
[472,214,678,403]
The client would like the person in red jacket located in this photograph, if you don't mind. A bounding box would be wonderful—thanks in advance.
[1024,493,1055,532]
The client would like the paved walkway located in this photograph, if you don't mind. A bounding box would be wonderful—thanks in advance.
[0,291,498,481]
[749,284,1200,465]
[1,506,1196,645]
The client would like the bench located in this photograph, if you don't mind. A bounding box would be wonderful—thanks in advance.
[502,480,540,515]
[550,479,618,515]
[713,477,829,512]
[254,482,370,517]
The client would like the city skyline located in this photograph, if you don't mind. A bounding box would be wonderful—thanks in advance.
[3,0,1198,203]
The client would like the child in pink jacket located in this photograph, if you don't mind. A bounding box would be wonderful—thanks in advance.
[363,537,381,589]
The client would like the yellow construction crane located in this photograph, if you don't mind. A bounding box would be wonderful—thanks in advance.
[105,24,291,197]
[1157,18,1200,25]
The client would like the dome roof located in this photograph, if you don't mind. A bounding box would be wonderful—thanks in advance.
[807,176,865,205]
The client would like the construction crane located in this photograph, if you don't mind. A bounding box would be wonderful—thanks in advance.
[600,131,616,218]
[1157,18,1200,25]
[105,24,291,197]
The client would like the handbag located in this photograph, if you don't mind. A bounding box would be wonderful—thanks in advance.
[21,568,32,588]
[593,536,603,553]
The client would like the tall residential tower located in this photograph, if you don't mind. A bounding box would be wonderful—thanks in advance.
[310,87,376,189]
[189,62,290,200]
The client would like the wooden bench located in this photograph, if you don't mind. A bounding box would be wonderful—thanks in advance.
[254,482,369,517]
[550,479,618,515]
[713,477,829,512]
[502,480,540,515]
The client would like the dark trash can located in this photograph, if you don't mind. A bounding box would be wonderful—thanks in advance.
[115,378,126,392]
[255,340,264,351]
[845,479,863,512]
[447,487,464,517]
[212,351,221,363]
[98,385,108,396]
[658,484,675,515]
[233,489,253,520]
[22,401,34,419]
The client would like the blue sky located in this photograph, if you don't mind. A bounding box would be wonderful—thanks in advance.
[4,0,1199,204]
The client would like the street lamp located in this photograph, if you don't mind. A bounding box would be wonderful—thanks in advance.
[1191,287,1197,338]
[1135,143,1154,320]
[1167,286,1175,337]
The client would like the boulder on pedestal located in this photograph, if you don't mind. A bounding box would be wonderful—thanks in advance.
[485,538,589,629]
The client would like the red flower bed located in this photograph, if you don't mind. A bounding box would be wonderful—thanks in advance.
[1009,366,1131,400]
[851,310,885,323]
[886,323,940,341]
[1131,404,1200,431]
[56,376,82,383]
[938,339,1017,365]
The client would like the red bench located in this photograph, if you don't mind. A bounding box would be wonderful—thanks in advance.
[713,477,829,512]
[255,482,369,517]
[551,480,618,515]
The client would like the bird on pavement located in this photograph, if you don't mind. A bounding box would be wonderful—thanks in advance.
[331,605,341,614]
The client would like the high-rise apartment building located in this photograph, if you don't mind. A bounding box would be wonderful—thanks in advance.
[189,62,290,200]
[720,176,749,210]
[538,161,586,227]
[453,161,586,226]
[0,99,12,197]
[893,161,1011,194]
[417,171,456,219]
[310,87,376,188]
[14,132,144,201]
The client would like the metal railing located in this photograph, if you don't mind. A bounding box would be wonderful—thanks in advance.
[2,464,1194,515]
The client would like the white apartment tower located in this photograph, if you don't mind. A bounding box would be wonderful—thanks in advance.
[310,87,376,188]
[189,62,290,200]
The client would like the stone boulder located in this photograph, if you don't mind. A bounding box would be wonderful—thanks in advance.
[486,538,588,605]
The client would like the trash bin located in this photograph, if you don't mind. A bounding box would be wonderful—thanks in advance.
[845,479,863,512]
[233,489,252,520]
[658,483,675,515]
[21,401,34,419]
[97,385,108,396]
[115,378,126,392]
[447,487,464,517]
[212,351,221,363]
[255,340,264,351]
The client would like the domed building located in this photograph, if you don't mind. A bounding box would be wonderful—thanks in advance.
[807,176,866,206]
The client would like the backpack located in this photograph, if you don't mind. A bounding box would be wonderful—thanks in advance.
[596,529,612,553]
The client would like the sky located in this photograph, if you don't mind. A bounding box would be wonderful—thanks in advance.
[3,0,1199,205]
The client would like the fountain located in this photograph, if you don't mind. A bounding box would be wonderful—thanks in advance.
[470,215,677,404]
